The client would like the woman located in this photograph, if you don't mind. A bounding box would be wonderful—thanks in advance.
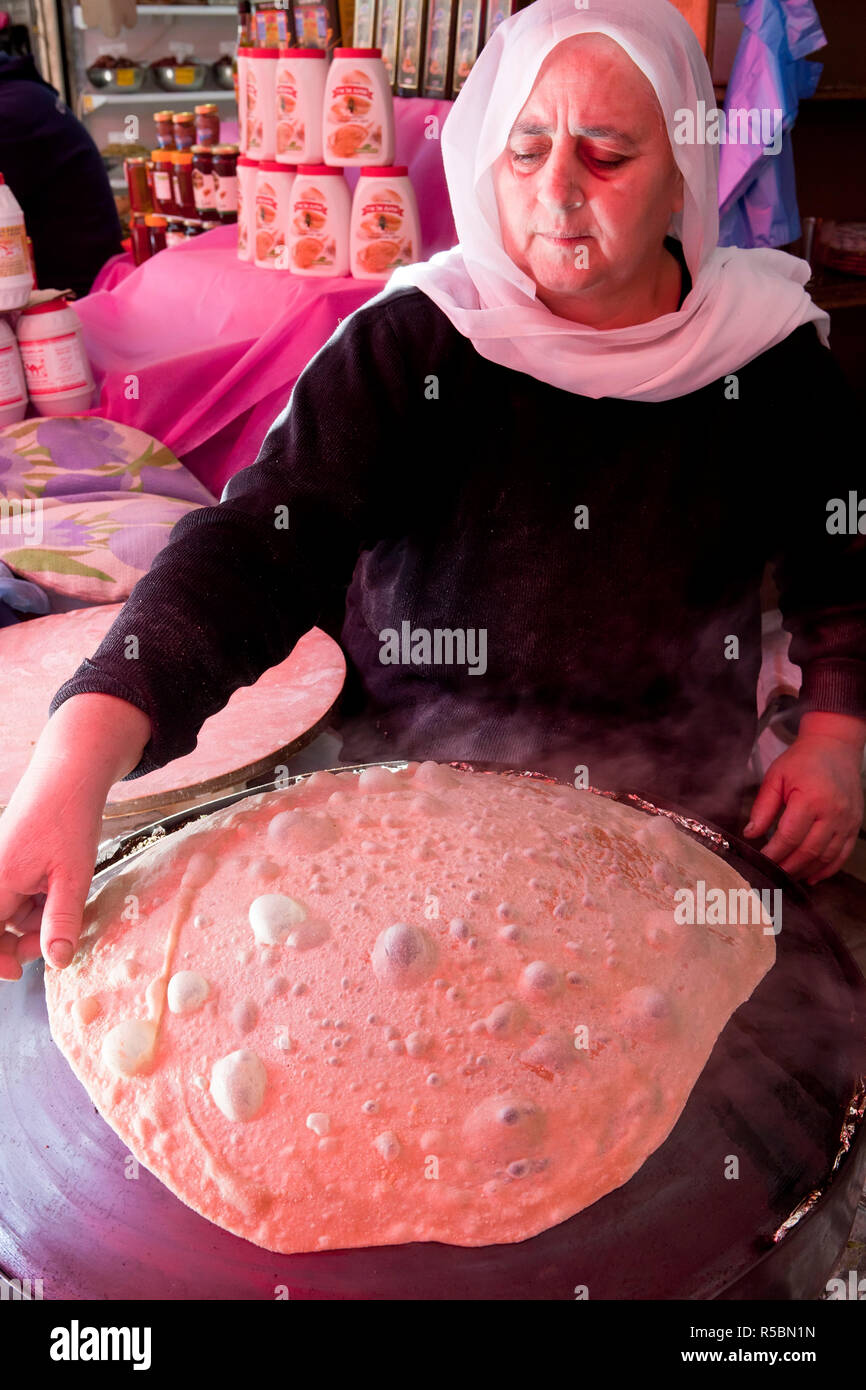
[1,0,863,980]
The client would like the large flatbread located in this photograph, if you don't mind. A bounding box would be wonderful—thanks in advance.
[0,605,345,811]
[45,763,776,1252]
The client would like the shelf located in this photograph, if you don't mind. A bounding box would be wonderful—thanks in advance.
[82,88,236,110]
[74,4,236,25]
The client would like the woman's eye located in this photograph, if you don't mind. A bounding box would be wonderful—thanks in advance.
[587,154,625,168]
[511,151,542,163]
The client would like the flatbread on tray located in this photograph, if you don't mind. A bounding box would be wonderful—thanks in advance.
[45,763,775,1252]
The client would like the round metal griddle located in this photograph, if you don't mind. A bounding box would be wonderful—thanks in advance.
[1,765,864,1300]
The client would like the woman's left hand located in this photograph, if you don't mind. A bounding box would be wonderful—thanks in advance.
[743,712,866,884]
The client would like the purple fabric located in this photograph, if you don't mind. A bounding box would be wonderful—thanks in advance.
[76,98,456,497]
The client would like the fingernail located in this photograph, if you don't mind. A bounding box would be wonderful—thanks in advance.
[742,822,754,836]
[48,940,74,968]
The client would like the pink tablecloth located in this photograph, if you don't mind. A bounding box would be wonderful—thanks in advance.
[76,99,456,497]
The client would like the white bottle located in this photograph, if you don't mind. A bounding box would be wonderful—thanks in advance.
[322,47,395,167]
[275,48,327,165]
[0,173,33,312]
[349,165,421,279]
[237,156,259,262]
[287,167,351,277]
[253,162,296,270]
[0,317,27,424]
[16,299,95,417]
[246,49,279,162]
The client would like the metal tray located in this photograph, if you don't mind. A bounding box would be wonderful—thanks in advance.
[2,764,864,1300]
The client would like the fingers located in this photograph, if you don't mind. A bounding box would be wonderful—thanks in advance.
[41,875,90,971]
[806,831,860,885]
[760,791,814,866]
[743,773,785,840]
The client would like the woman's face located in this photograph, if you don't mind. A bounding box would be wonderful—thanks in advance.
[492,33,684,320]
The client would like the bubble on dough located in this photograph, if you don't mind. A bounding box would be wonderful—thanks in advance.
[167,970,211,1015]
[210,1049,268,1122]
[371,922,438,989]
[102,1019,157,1077]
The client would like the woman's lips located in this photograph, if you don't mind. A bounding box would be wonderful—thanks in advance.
[539,232,593,246]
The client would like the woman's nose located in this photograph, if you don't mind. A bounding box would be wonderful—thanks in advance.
[535,140,585,213]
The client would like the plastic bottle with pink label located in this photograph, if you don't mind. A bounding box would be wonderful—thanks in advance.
[349,165,421,279]
[287,167,351,276]
[275,49,327,165]
[245,49,279,162]
[322,48,395,167]
[254,162,296,270]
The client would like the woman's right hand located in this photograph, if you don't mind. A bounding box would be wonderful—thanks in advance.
[0,693,152,981]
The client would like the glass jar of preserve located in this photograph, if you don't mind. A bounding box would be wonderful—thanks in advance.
[144,214,168,255]
[124,157,152,215]
[212,144,239,223]
[154,110,176,150]
[150,149,175,216]
[173,112,195,151]
[194,103,220,147]
[191,146,216,216]
[171,150,196,219]
[129,213,151,265]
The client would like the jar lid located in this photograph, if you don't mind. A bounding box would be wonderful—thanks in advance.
[151,149,173,161]
[154,109,175,119]
[174,111,195,121]
[258,160,293,173]
[212,144,239,154]
[190,145,214,155]
[249,48,280,59]
[124,156,148,166]
[333,47,382,59]
[194,103,219,113]
[20,300,69,317]
[144,214,169,226]
[296,164,345,176]
[277,48,325,58]
[171,151,194,163]
[359,166,409,177]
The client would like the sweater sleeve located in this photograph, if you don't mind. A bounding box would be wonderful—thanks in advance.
[48,303,412,778]
[769,325,866,720]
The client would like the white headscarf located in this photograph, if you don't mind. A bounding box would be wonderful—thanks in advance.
[381,0,829,402]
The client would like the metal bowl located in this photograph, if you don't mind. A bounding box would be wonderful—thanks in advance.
[152,60,210,93]
[86,63,146,92]
[212,54,235,91]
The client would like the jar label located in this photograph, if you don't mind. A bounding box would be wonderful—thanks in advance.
[290,187,336,270]
[0,342,25,408]
[215,172,239,213]
[193,170,217,212]
[0,225,29,279]
[19,332,90,395]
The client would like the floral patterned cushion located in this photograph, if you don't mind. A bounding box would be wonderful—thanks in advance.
[0,418,216,610]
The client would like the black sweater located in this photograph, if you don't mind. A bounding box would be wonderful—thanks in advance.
[49,266,866,828]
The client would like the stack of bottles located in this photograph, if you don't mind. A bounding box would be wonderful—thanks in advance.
[0,175,94,423]
[236,44,421,279]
